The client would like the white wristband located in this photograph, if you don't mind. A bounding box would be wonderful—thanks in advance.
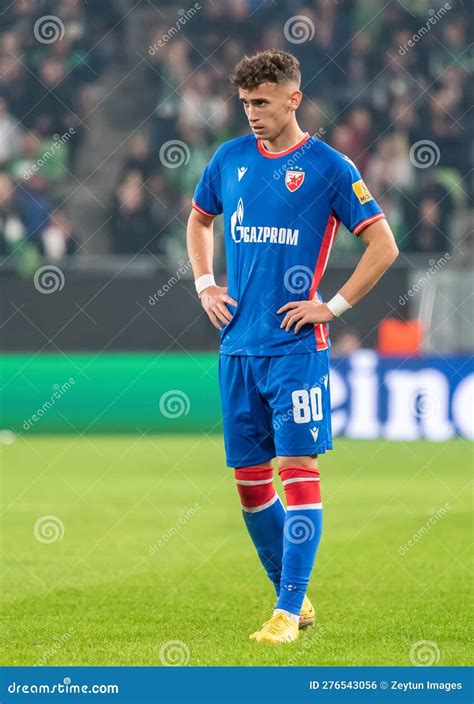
[195,273,216,296]
[326,293,352,318]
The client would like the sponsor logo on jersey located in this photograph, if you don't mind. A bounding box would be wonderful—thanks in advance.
[310,426,319,442]
[285,169,305,192]
[237,166,248,181]
[230,198,299,246]
[352,179,373,204]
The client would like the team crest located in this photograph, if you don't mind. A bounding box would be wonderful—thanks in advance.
[285,170,305,192]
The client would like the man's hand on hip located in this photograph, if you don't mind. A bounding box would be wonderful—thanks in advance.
[200,286,238,331]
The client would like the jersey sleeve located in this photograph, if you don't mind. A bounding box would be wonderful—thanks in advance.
[330,155,385,235]
[192,147,223,218]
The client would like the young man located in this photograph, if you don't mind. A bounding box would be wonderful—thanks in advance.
[187,50,398,644]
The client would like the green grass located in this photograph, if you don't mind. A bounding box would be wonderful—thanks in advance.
[1,435,471,666]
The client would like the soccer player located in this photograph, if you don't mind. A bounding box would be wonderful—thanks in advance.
[187,50,398,644]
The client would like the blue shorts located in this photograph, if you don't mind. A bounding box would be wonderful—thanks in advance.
[218,351,333,468]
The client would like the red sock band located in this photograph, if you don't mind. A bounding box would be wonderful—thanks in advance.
[279,466,321,508]
[235,466,276,510]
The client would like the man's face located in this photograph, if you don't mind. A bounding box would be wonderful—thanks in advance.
[239,82,302,141]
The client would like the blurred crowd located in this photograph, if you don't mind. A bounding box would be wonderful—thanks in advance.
[0,0,122,260]
[0,0,471,263]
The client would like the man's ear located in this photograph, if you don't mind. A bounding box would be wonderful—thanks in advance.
[289,89,303,112]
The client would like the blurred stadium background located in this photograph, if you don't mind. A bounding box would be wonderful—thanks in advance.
[0,0,472,667]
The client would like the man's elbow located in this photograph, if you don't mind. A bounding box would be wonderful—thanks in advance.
[387,241,399,265]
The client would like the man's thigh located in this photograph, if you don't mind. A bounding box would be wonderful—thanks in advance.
[218,354,276,468]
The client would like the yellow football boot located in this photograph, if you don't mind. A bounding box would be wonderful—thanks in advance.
[249,611,299,644]
[299,595,316,629]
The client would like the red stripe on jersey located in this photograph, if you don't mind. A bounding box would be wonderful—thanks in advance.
[235,467,275,508]
[192,200,217,218]
[308,212,339,351]
[353,212,385,236]
[279,467,321,506]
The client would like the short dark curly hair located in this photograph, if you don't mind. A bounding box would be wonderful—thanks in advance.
[229,50,301,91]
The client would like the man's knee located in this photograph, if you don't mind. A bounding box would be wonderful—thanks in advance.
[277,455,318,472]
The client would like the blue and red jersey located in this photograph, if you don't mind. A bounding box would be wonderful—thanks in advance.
[193,132,385,356]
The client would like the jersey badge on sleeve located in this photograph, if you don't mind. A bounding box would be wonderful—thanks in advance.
[352,179,373,204]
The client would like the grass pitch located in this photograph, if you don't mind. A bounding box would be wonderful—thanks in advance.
[1,435,471,666]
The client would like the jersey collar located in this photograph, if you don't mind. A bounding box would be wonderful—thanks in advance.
[257,132,311,158]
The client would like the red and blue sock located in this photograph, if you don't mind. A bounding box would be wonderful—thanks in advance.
[276,466,323,615]
[235,466,285,596]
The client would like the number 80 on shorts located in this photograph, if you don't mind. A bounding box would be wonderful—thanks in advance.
[291,387,323,424]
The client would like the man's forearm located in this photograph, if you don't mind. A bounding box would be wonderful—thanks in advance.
[338,219,399,307]
[186,209,215,279]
